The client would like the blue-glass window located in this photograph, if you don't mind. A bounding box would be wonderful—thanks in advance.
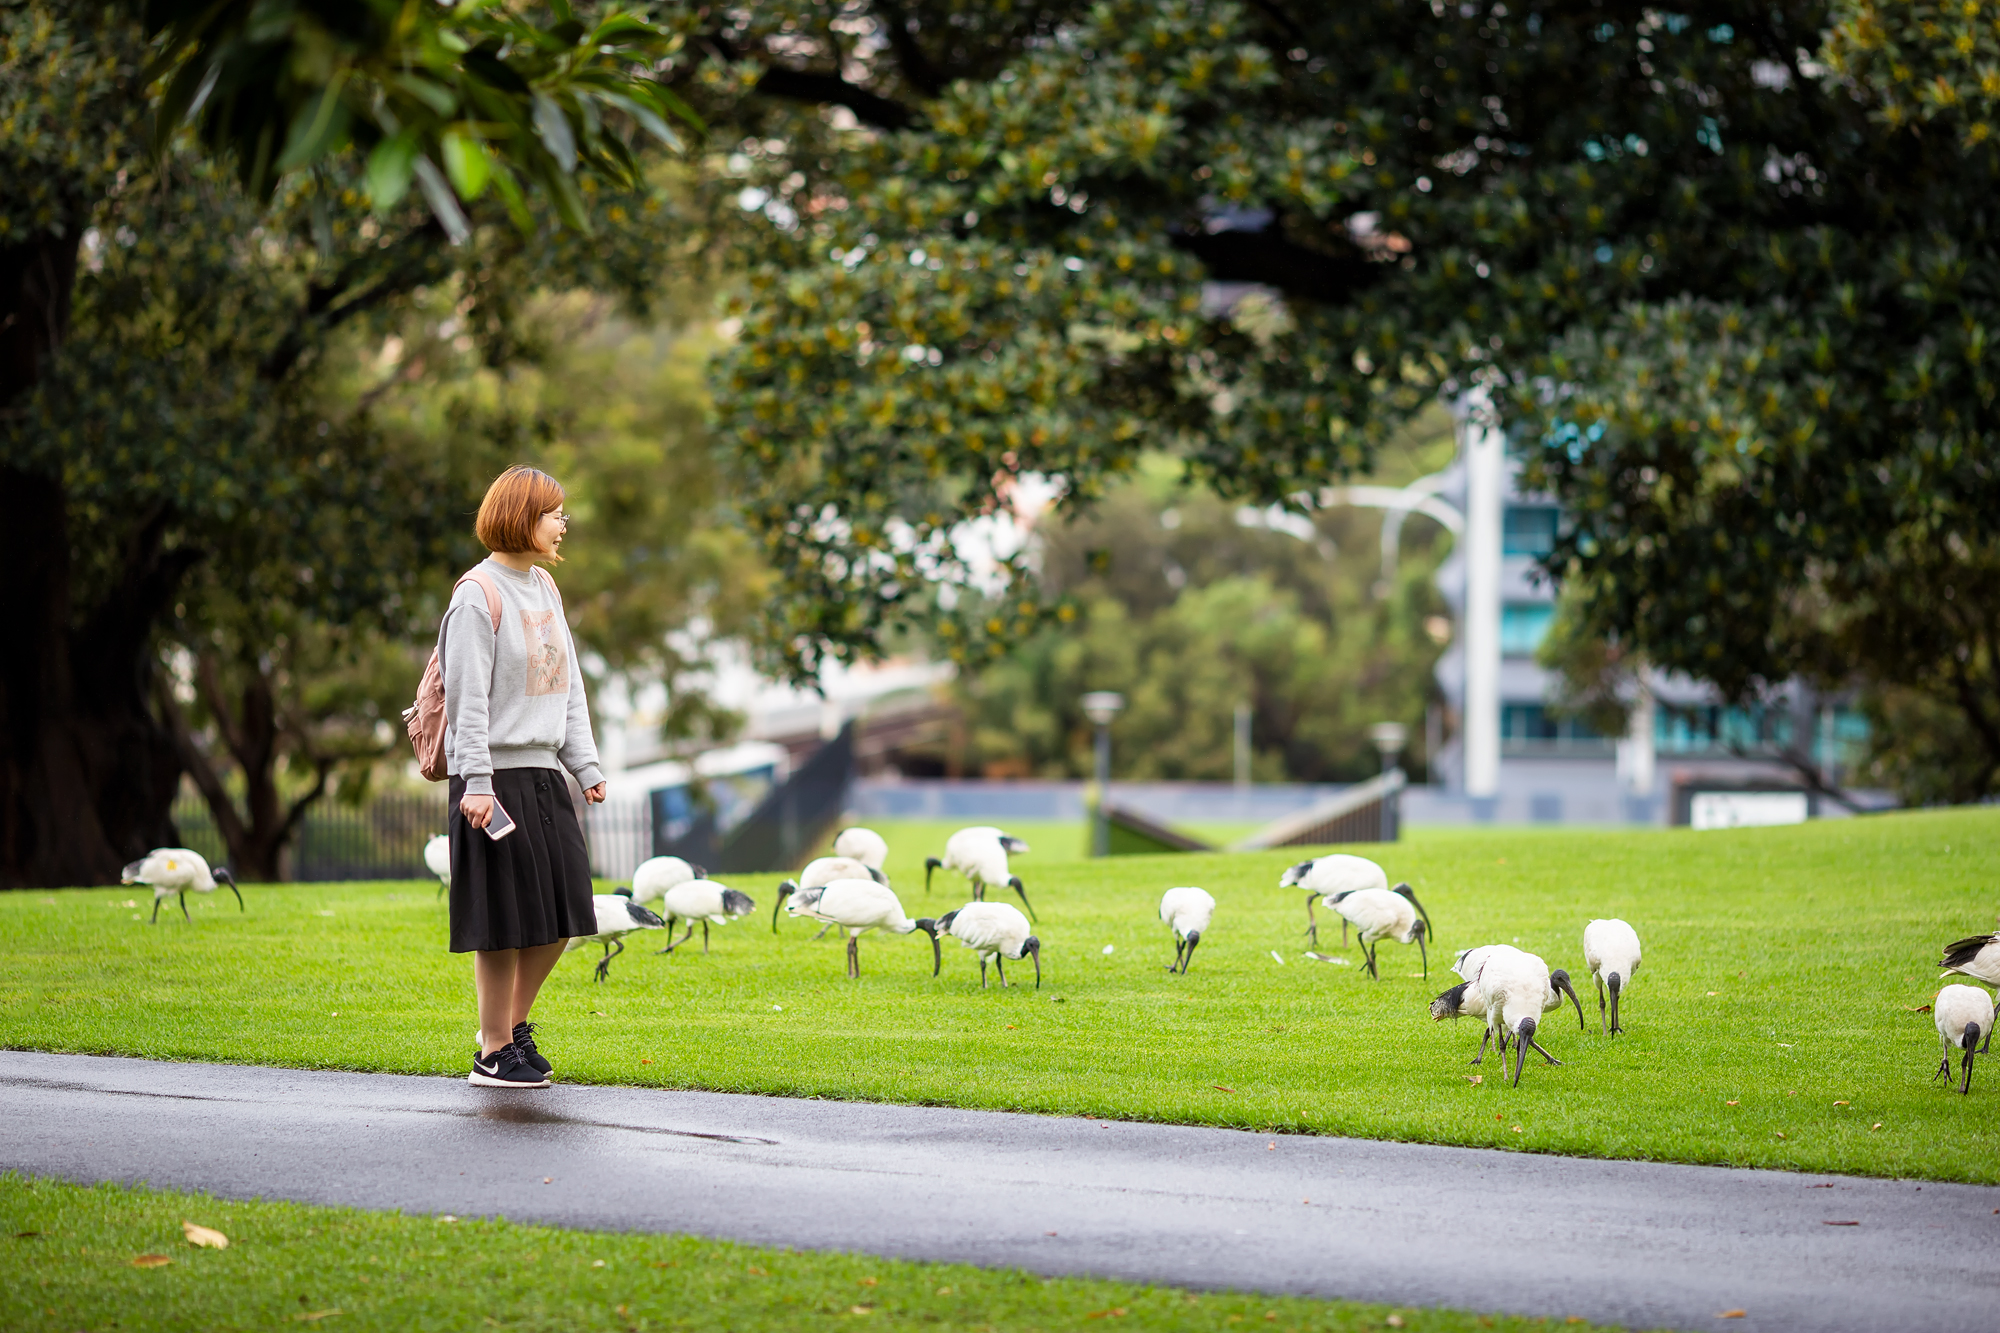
[1501,704,1602,744]
[1501,602,1555,655]
[1503,506,1560,555]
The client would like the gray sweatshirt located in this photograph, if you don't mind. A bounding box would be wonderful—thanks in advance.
[441,559,604,797]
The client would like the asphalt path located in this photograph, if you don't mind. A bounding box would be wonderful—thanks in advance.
[3,1052,1995,1332]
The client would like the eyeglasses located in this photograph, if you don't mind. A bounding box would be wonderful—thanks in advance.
[544,511,568,526]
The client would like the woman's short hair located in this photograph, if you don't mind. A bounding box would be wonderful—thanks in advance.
[475,465,566,558]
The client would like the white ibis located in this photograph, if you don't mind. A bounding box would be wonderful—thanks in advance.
[937,901,1041,988]
[121,849,242,924]
[777,877,939,979]
[1280,854,1386,945]
[1939,932,2000,988]
[1325,884,1432,979]
[564,893,666,981]
[924,826,1034,920]
[423,834,451,899]
[1432,945,1585,1086]
[630,856,706,907]
[654,879,756,955]
[773,855,887,933]
[1581,918,1642,1034]
[1158,886,1216,975]
[1934,984,1994,1093]
[831,826,890,878]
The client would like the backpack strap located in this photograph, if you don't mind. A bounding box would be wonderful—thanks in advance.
[457,569,504,632]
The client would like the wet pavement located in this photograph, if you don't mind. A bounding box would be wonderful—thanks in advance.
[3,1051,1995,1332]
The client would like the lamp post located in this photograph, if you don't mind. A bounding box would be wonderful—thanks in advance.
[1367,721,1408,775]
[1082,691,1125,858]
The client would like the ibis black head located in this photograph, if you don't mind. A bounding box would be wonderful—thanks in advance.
[1021,935,1042,988]
[1962,1025,1982,1094]
[1280,859,1314,888]
[1007,874,1037,923]
[1178,928,1202,975]
[1513,1016,1537,1087]
[1391,882,1431,936]
[937,909,960,935]
[721,888,755,918]
[614,885,633,898]
[912,918,941,976]
[214,867,244,911]
[924,856,942,894]
[772,880,797,932]
[1606,970,1625,1035]
[1430,981,1470,1021]
[1549,968,1586,1032]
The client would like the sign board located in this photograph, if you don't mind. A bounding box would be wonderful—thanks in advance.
[1690,790,1809,831]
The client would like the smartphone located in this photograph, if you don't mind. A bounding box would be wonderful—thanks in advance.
[483,799,517,842]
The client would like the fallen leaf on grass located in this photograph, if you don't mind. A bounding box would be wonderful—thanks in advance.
[1905,1004,1932,1013]
[849,1305,875,1315]
[1511,1125,1524,1134]
[1725,1100,1739,1106]
[294,1310,340,1323]
[1385,1317,1404,1328]
[542,1177,552,1184]
[1806,1183,1833,1189]
[1775,1131,1787,1139]
[935,1286,952,1296]
[1833,1100,1849,1107]
[1083,1308,1128,1320]
[182,1220,228,1249]
[859,1277,878,1287]
[1213,1085,1236,1093]
[131,1254,172,1268]
[746,1266,768,1276]
[1871,1123,1883,1131]
[1465,1075,1483,1085]
[1717,1311,1746,1320]
[15,1231,40,1239]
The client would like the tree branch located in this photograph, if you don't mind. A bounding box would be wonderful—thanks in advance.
[156,678,249,853]
[752,65,919,130]
[1173,223,1382,305]
[873,1,948,99]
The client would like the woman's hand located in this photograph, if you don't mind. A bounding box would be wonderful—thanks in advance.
[461,793,494,829]
[584,782,608,805]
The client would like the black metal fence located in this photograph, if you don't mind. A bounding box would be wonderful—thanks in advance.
[171,792,447,882]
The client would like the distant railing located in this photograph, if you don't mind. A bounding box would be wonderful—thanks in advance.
[170,792,448,882]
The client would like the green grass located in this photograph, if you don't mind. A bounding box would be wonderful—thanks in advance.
[4,810,1998,1182]
[0,1175,1632,1333]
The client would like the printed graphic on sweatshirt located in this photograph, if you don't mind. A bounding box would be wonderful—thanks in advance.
[521,609,569,696]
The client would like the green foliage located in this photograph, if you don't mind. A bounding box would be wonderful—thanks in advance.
[6,812,1999,1183]
[0,1175,1608,1333]
[143,0,702,238]
[947,452,1450,782]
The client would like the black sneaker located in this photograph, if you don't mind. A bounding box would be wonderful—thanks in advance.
[468,1042,550,1088]
[512,1021,553,1077]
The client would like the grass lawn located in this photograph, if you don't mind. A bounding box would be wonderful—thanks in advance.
[3,809,1997,1183]
[0,1175,1629,1333]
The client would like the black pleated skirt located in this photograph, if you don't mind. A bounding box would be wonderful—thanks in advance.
[448,769,595,953]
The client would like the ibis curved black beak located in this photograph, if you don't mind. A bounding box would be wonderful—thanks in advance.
[216,868,244,911]
[692,864,708,879]
[924,856,941,894]
[1964,1024,1982,1094]
[1607,971,1623,1035]
[1551,969,1587,1032]
[1514,1016,1536,1087]
[1414,920,1428,977]
[1393,882,1431,937]
[1008,875,1036,922]
[1180,929,1201,974]
[914,919,941,976]
[1024,936,1041,989]
[772,880,796,933]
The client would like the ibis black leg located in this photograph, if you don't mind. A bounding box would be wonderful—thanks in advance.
[1472,1029,1492,1065]
[1935,1055,1953,1083]
[995,957,1008,988]
[702,920,711,955]
[847,935,860,979]
[979,957,988,989]
[1525,1033,1564,1066]
[810,922,834,941]
[1596,978,1607,1035]
[150,896,162,925]
[179,891,191,924]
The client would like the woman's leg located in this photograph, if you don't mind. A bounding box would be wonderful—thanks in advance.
[510,939,568,1029]
[474,950,521,1055]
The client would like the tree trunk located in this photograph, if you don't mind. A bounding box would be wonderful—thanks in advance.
[0,470,195,887]
[0,230,78,413]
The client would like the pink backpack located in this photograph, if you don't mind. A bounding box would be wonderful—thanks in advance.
[402,570,504,782]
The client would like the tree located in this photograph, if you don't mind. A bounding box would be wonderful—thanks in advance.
[0,0,698,885]
[699,1,2000,802]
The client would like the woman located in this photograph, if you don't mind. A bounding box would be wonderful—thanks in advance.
[443,465,607,1088]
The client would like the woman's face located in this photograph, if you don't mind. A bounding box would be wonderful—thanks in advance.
[535,507,567,558]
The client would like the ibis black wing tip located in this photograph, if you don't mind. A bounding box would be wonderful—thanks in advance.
[1940,934,1997,969]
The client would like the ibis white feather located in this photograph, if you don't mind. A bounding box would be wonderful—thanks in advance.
[1939,932,2000,987]
[423,834,451,899]
[831,826,890,874]
[121,848,242,924]
[1158,886,1216,975]
[1581,918,1642,1035]
[1279,854,1387,945]
[1432,946,1584,1086]
[630,856,705,907]
[780,878,940,979]
[924,827,1035,920]
[656,879,757,956]
[1934,984,1993,1094]
[937,901,1041,988]
[563,894,666,981]
[1325,884,1432,979]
